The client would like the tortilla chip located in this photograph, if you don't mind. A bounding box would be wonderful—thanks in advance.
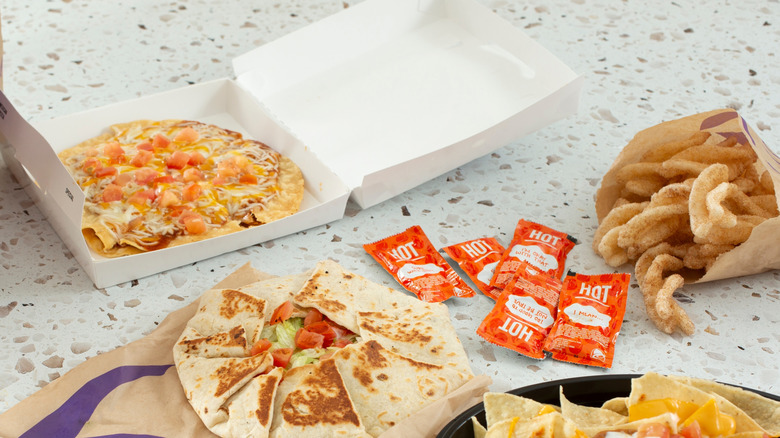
[666,375,780,436]
[629,372,769,435]
[472,417,488,438]
[559,388,628,435]
[483,392,556,429]
[600,397,629,416]
[485,412,581,438]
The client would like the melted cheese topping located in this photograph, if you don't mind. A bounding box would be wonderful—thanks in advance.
[61,120,281,250]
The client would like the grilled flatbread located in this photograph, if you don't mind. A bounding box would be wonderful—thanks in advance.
[332,340,471,436]
[293,259,419,332]
[270,360,371,438]
[58,119,304,257]
[175,351,274,430]
[173,260,474,438]
[356,302,472,375]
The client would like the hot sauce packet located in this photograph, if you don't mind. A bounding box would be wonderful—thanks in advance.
[489,219,577,290]
[542,271,630,368]
[476,261,562,359]
[363,225,476,302]
[442,237,506,300]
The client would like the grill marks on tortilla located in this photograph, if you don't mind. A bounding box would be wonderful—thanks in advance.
[358,308,434,346]
[178,326,248,355]
[213,354,270,398]
[281,360,361,428]
[173,261,474,437]
[295,269,348,314]
[255,372,280,427]
[346,340,440,390]
[218,289,266,320]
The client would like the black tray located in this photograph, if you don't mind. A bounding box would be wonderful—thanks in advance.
[437,374,780,438]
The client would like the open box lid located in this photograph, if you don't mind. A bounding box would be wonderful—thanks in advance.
[233,0,582,208]
[0,0,581,288]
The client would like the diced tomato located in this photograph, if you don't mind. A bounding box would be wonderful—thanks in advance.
[130,150,154,167]
[187,151,206,166]
[217,158,239,178]
[304,321,336,347]
[637,423,671,438]
[128,189,156,206]
[269,301,294,325]
[153,133,171,150]
[678,422,703,438]
[295,328,325,350]
[174,126,200,143]
[212,176,228,186]
[94,166,118,178]
[103,141,125,161]
[271,348,293,368]
[182,168,203,183]
[167,206,188,218]
[233,155,251,171]
[158,190,181,208]
[332,338,354,348]
[134,168,159,185]
[82,157,103,175]
[101,184,124,202]
[239,173,258,185]
[113,172,134,186]
[329,322,352,340]
[182,183,203,202]
[303,308,324,327]
[166,151,190,169]
[180,211,207,234]
[249,339,272,356]
[153,175,175,185]
[320,351,335,361]
[136,141,154,152]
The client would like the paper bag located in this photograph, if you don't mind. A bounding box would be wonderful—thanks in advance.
[0,263,490,438]
[595,109,780,283]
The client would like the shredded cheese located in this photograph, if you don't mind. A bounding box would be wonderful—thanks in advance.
[62,120,282,250]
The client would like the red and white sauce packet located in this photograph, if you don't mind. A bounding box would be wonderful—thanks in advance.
[476,261,562,359]
[543,271,630,368]
[442,237,505,300]
[490,219,577,289]
[363,225,476,302]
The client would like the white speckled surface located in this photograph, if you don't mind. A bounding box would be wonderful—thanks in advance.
[1,0,779,419]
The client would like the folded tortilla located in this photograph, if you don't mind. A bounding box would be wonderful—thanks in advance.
[173,260,474,438]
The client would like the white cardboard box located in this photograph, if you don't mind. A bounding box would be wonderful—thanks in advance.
[0,0,582,288]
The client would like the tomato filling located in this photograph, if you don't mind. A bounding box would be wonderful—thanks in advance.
[251,301,360,370]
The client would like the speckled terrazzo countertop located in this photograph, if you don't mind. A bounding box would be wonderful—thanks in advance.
[1,0,779,418]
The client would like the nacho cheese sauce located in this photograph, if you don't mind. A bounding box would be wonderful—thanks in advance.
[61,120,282,250]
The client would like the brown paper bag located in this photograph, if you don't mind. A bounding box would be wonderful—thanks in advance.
[0,263,490,438]
[595,109,780,283]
